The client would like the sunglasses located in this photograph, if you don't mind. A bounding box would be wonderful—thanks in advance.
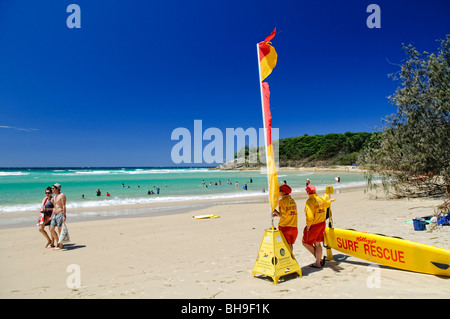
[45,192,51,194]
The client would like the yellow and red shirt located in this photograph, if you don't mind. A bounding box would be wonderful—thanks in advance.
[278,195,297,227]
[304,194,331,227]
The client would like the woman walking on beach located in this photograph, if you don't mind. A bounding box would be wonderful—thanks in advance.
[38,187,54,248]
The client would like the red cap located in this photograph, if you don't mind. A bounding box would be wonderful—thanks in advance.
[279,185,292,194]
[305,184,316,194]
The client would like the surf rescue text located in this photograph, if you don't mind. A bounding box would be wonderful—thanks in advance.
[337,236,406,263]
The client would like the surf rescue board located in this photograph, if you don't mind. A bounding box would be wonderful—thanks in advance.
[324,227,450,276]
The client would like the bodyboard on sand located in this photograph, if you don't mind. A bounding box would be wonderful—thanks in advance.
[324,227,450,276]
[193,214,220,219]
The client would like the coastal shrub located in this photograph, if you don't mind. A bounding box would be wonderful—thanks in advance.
[359,35,450,198]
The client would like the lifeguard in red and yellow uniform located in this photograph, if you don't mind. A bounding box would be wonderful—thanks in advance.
[272,184,298,252]
[303,184,335,268]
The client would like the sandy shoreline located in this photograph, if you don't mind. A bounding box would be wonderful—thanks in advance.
[1,186,449,299]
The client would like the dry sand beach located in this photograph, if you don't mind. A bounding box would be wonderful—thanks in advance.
[1,186,449,299]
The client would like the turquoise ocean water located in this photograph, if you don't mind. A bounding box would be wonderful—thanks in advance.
[0,167,368,227]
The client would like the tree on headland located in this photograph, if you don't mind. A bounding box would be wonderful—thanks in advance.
[360,35,450,198]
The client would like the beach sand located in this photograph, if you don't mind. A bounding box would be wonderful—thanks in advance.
[1,187,449,299]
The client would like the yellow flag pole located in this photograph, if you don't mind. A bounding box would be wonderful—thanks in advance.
[256,43,275,229]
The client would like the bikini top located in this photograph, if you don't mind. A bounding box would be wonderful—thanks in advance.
[45,198,54,209]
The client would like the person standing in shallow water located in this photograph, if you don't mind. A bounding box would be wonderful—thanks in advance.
[38,187,54,248]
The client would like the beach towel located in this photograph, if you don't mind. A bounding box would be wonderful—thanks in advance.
[37,197,49,226]
[58,223,70,244]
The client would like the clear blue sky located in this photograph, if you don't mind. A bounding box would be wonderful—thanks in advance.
[0,0,449,167]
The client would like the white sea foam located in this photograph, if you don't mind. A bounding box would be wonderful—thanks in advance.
[0,203,41,213]
[0,191,266,214]
[0,171,30,176]
[51,168,213,176]
[75,170,112,175]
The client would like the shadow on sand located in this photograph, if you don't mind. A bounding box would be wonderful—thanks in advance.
[60,243,86,251]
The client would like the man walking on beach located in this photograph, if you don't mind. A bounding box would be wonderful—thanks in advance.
[272,185,298,252]
[302,184,334,268]
[50,183,66,250]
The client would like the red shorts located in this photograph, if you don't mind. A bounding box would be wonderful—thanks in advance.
[302,222,326,245]
[278,226,298,245]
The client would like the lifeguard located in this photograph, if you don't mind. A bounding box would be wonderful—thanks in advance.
[303,184,335,268]
[272,184,298,252]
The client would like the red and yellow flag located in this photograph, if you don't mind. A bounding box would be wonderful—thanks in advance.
[258,28,279,212]
[262,82,279,212]
[258,28,277,81]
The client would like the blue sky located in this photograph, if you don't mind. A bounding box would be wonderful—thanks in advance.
[0,0,449,167]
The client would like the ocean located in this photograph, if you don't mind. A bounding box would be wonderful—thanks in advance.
[0,167,368,227]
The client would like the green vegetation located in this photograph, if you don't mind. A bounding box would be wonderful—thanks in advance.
[278,132,375,167]
[227,131,376,169]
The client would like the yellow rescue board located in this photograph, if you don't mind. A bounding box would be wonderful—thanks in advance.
[193,214,220,219]
[324,228,450,276]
